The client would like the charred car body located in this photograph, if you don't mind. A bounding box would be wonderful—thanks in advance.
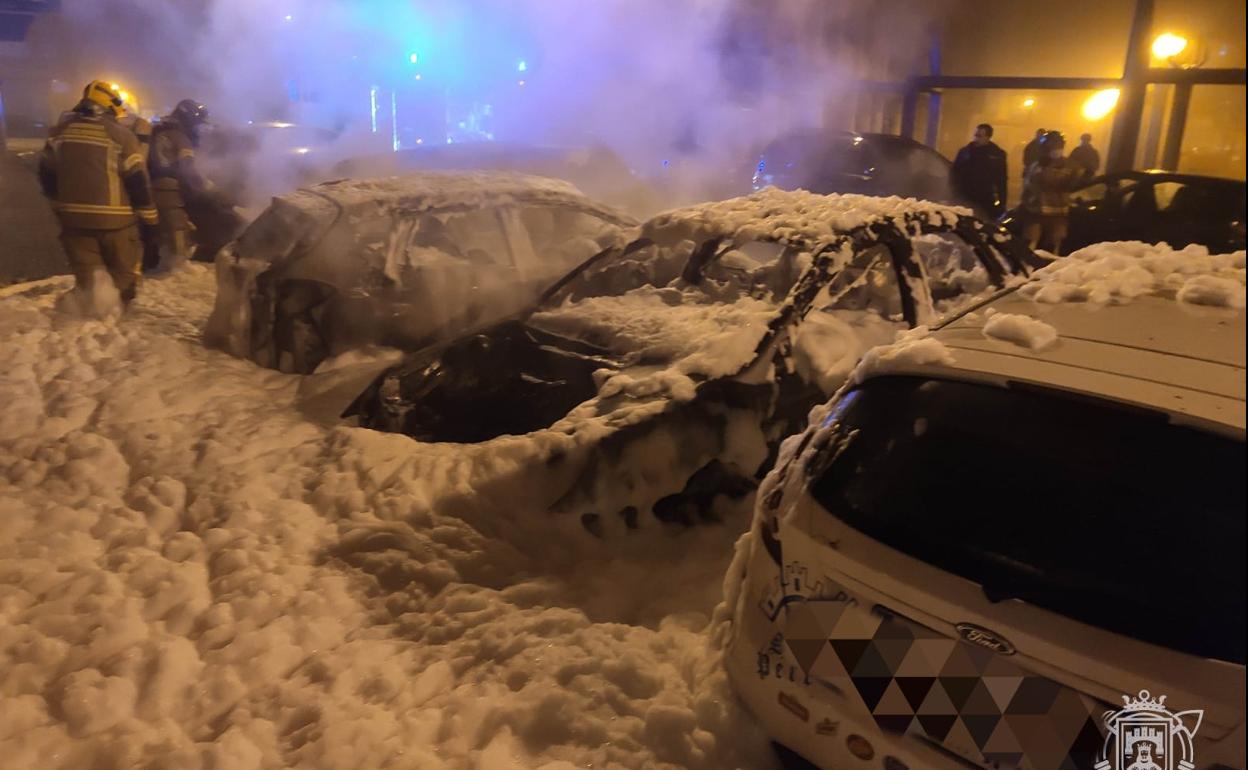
[345,190,1040,531]
[205,172,637,373]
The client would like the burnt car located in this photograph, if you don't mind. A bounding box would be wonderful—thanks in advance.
[748,131,961,210]
[345,190,1040,531]
[174,121,344,264]
[1002,170,1247,253]
[204,171,637,373]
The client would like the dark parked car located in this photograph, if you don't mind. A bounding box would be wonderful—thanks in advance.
[748,130,962,210]
[1002,170,1247,253]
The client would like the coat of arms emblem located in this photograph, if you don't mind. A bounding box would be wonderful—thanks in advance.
[1096,690,1203,770]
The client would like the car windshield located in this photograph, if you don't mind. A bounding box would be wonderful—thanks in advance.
[759,134,874,178]
[811,376,1246,664]
[538,237,803,309]
[232,200,307,262]
[1071,178,1139,206]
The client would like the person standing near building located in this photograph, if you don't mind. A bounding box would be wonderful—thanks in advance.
[1022,128,1046,178]
[149,99,212,270]
[37,80,160,307]
[1021,130,1083,254]
[952,123,1009,217]
[1068,133,1100,182]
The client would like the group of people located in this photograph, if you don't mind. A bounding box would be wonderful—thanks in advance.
[952,123,1102,255]
[37,80,215,306]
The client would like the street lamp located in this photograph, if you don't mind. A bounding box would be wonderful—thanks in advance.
[1151,33,1188,61]
[1082,88,1121,121]
[1151,32,1206,69]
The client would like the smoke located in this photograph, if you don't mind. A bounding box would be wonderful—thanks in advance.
[46,0,948,211]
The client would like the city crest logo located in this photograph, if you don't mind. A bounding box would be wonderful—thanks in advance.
[1096,690,1203,770]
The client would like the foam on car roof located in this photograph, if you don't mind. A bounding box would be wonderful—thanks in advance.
[276,171,636,226]
[642,188,973,249]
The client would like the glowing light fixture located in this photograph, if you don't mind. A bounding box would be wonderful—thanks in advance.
[517,80,526,87]
[1082,88,1120,121]
[409,52,420,65]
[1022,97,1036,108]
[293,147,311,155]
[369,87,379,133]
[517,59,528,73]
[284,14,293,22]
[1152,32,1188,60]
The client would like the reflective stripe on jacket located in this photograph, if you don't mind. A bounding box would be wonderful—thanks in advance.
[39,112,158,230]
[1022,160,1083,217]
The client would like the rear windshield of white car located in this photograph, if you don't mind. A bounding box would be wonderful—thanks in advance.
[811,376,1246,664]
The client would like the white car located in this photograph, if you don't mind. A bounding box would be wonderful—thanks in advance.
[724,260,1245,770]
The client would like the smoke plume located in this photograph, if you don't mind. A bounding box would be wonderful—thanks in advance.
[46,0,947,211]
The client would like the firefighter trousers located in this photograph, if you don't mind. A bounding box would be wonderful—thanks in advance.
[59,225,142,304]
[154,188,195,269]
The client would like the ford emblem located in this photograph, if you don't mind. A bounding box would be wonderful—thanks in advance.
[955,623,1016,655]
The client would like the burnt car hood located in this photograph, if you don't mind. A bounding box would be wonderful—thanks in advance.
[345,288,779,444]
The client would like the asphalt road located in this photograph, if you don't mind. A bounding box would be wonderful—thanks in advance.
[0,143,70,285]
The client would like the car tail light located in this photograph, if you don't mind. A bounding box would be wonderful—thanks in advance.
[847,734,875,761]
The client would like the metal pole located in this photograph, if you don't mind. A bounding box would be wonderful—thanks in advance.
[1140,84,1168,168]
[901,86,919,139]
[1161,82,1193,170]
[925,91,943,148]
[0,85,7,153]
[924,27,942,149]
[1106,0,1155,172]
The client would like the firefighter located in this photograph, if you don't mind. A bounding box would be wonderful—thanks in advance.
[109,85,153,147]
[149,99,212,270]
[1021,131,1084,255]
[38,80,160,307]
[120,111,154,147]
[112,91,159,269]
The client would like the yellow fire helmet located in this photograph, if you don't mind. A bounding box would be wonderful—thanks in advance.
[83,80,124,113]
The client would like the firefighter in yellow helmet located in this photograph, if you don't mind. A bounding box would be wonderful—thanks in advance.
[112,88,158,269]
[149,99,213,271]
[37,81,160,307]
[116,93,154,148]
